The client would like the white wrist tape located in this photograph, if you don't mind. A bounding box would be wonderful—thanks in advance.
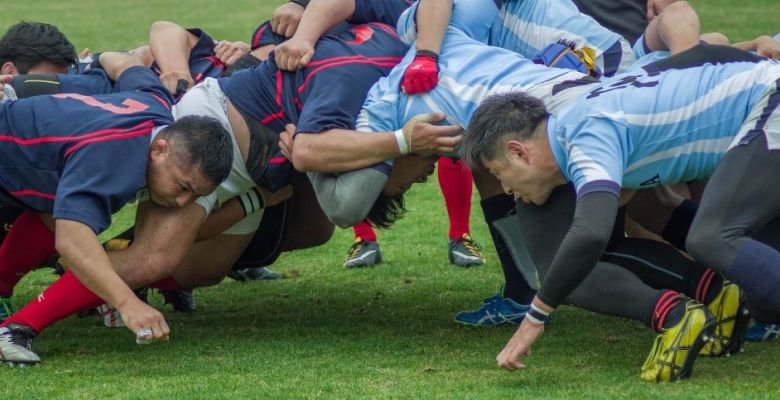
[526,303,550,325]
[394,128,410,155]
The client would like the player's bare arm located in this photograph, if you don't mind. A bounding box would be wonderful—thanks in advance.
[273,0,355,70]
[291,114,463,173]
[55,219,170,342]
[149,21,200,93]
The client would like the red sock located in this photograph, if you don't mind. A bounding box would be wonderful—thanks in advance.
[353,220,377,242]
[147,277,185,292]
[437,157,473,240]
[0,211,56,296]
[2,271,102,333]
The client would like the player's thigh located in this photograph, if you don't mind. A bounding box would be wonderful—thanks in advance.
[282,178,334,251]
[172,232,255,288]
[129,199,207,269]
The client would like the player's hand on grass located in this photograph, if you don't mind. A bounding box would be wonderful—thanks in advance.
[271,2,305,38]
[279,124,295,159]
[79,48,93,60]
[274,37,315,71]
[118,297,170,344]
[402,113,463,155]
[159,71,194,97]
[497,318,545,371]
[215,41,250,67]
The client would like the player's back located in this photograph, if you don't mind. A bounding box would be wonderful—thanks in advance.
[220,22,408,133]
[0,71,173,213]
[554,50,780,187]
[489,0,620,59]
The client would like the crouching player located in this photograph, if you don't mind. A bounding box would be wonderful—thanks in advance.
[0,52,233,364]
[461,44,780,381]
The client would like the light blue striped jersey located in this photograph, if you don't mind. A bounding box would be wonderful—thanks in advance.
[358,28,578,135]
[775,32,780,41]
[548,57,780,198]
[489,0,622,60]
[396,0,498,46]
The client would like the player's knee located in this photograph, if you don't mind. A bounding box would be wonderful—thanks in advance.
[664,0,694,16]
[685,225,721,265]
[700,32,729,45]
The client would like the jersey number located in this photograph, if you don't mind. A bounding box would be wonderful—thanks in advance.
[53,93,149,115]
[587,75,659,99]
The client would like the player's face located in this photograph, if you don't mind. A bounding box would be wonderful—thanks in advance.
[147,140,215,208]
[483,147,555,205]
[382,154,438,196]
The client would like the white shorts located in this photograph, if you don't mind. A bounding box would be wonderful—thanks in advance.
[732,80,780,151]
[170,78,263,235]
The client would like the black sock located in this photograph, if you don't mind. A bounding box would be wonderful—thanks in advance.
[642,290,685,332]
[661,199,697,252]
[480,194,536,304]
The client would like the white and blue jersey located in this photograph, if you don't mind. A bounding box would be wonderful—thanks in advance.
[489,0,633,76]
[775,32,780,41]
[358,28,592,161]
[396,0,499,46]
[549,54,780,199]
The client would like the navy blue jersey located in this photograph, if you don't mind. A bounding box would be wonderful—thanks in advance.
[352,0,415,25]
[0,66,174,233]
[51,28,224,99]
[250,21,286,50]
[221,22,408,191]
[220,22,407,134]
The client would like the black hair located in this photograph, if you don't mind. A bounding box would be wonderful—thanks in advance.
[366,192,407,229]
[224,53,262,77]
[158,115,234,187]
[460,92,549,170]
[0,22,77,74]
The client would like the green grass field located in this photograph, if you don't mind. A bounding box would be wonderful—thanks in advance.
[2,1,780,398]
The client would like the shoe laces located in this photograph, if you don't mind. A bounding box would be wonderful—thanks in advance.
[459,234,483,256]
[347,239,366,258]
[5,324,36,349]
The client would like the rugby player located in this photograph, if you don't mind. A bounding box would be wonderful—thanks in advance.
[0,52,233,364]
[461,43,780,381]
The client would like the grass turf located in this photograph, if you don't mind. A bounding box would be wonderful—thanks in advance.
[2,0,780,398]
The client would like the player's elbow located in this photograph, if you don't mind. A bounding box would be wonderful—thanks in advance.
[149,21,178,36]
[291,139,319,172]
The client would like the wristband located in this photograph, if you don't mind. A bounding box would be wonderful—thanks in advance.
[238,187,264,217]
[525,303,550,325]
[415,49,439,61]
[290,0,309,8]
[394,129,410,155]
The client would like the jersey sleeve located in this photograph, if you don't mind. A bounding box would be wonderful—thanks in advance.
[352,0,412,26]
[53,134,150,233]
[564,118,626,198]
[355,78,402,133]
[250,21,286,50]
[59,69,114,95]
[187,28,217,59]
[113,66,174,106]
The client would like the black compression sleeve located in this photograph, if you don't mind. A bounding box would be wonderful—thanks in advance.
[536,191,619,308]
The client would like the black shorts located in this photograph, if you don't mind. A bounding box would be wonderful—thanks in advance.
[232,197,291,269]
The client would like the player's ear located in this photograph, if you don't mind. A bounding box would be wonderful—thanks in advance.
[150,138,171,161]
[0,62,18,75]
[505,140,529,164]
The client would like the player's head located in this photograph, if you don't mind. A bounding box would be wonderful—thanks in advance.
[366,154,438,228]
[147,115,233,208]
[462,92,560,205]
[0,22,78,75]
